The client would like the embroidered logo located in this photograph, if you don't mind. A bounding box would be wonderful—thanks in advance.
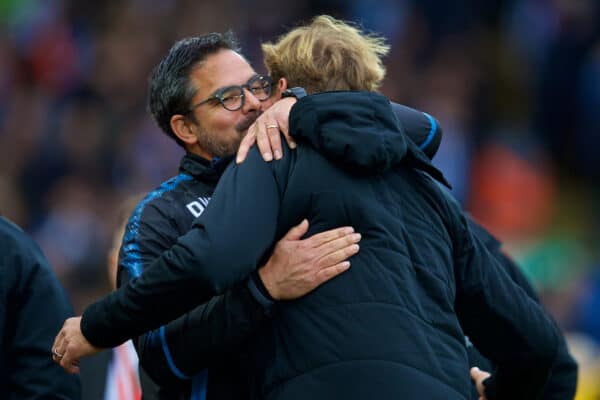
[186,197,211,217]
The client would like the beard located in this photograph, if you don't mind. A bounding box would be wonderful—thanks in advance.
[196,111,260,158]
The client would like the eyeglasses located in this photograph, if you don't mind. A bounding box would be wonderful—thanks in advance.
[186,75,273,113]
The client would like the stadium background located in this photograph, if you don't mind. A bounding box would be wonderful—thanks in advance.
[1,0,599,397]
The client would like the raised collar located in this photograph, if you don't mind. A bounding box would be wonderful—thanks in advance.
[179,152,233,184]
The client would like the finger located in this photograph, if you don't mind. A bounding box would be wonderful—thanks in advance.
[60,344,82,374]
[274,98,296,149]
[52,338,62,363]
[256,121,273,161]
[314,233,361,255]
[281,128,297,150]
[264,120,283,160]
[52,325,67,354]
[313,261,351,285]
[276,115,295,150]
[282,219,309,241]
[236,126,257,164]
[52,336,66,364]
[470,367,491,396]
[316,243,360,268]
[303,226,355,248]
[60,354,80,374]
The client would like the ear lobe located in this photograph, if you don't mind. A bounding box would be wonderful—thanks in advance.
[170,114,198,145]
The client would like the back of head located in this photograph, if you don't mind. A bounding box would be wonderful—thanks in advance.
[148,32,241,146]
[262,15,390,94]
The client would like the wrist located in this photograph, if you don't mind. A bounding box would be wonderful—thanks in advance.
[281,87,307,100]
[257,265,280,300]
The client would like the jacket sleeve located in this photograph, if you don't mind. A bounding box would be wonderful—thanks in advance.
[117,195,275,385]
[82,148,289,349]
[139,277,273,385]
[3,228,81,400]
[465,218,578,400]
[451,207,561,400]
[389,102,442,160]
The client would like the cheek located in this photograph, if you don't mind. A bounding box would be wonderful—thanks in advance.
[202,110,238,133]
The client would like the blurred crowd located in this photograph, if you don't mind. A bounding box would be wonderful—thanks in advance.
[1,0,599,397]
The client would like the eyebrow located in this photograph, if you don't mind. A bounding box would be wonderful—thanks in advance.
[209,73,260,96]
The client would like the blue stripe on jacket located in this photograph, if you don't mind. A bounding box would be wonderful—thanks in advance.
[120,172,210,397]
[419,112,438,151]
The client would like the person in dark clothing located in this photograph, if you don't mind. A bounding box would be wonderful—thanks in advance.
[234,27,577,399]
[464,219,578,399]
[0,215,80,399]
[55,16,562,399]
[242,100,578,400]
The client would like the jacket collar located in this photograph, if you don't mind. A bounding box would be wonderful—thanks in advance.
[179,152,233,184]
[290,91,450,187]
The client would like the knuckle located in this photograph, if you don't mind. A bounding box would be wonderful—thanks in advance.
[309,274,321,286]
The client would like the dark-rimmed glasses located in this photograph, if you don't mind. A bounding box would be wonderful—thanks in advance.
[185,74,273,113]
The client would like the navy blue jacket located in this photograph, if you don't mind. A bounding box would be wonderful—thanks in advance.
[82,91,560,399]
[0,216,80,399]
[117,153,274,400]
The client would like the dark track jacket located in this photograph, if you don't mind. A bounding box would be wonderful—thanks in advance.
[82,91,560,399]
[117,153,275,400]
[0,216,80,399]
[465,219,578,400]
[114,102,441,400]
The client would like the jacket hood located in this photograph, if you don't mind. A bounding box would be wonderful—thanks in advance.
[289,91,450,187]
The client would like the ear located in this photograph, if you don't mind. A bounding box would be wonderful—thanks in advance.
[271,78,288,99]
[170,114,199,145]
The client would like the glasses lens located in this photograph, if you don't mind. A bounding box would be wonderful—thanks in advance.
[248,76,272,100]
[219,87,244,111]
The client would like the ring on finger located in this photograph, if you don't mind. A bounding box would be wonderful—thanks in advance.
[266,124,279,129]
[53,349,64,359]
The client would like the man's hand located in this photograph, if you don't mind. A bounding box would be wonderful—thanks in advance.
[237,97,297,164]
[258,219,360,300]
[52,316,102,374]
[471,367,491,400]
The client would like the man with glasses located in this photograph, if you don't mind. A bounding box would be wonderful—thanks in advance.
[97,33,362,400]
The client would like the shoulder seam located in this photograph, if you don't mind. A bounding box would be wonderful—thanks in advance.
[120,173,194,278]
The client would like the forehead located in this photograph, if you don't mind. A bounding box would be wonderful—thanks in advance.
[190,49,256,98]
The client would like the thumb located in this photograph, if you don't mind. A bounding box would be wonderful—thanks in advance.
[470,367,491,397]
[283,219,309,240]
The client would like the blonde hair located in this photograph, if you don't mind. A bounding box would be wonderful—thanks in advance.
[262,15,390,94]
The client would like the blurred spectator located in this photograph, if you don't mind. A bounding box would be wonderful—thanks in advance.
[0,215,80,399]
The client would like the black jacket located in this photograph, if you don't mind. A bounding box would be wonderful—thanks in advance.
[0,216,81,399]
[82,91,560,399]
[464,218,578,399]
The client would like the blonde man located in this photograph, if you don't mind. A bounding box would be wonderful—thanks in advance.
[56,16,560,400]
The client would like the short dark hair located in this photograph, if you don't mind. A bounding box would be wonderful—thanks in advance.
[148,32,241,146]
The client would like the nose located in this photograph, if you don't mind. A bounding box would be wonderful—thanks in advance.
[242,87,261,113]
